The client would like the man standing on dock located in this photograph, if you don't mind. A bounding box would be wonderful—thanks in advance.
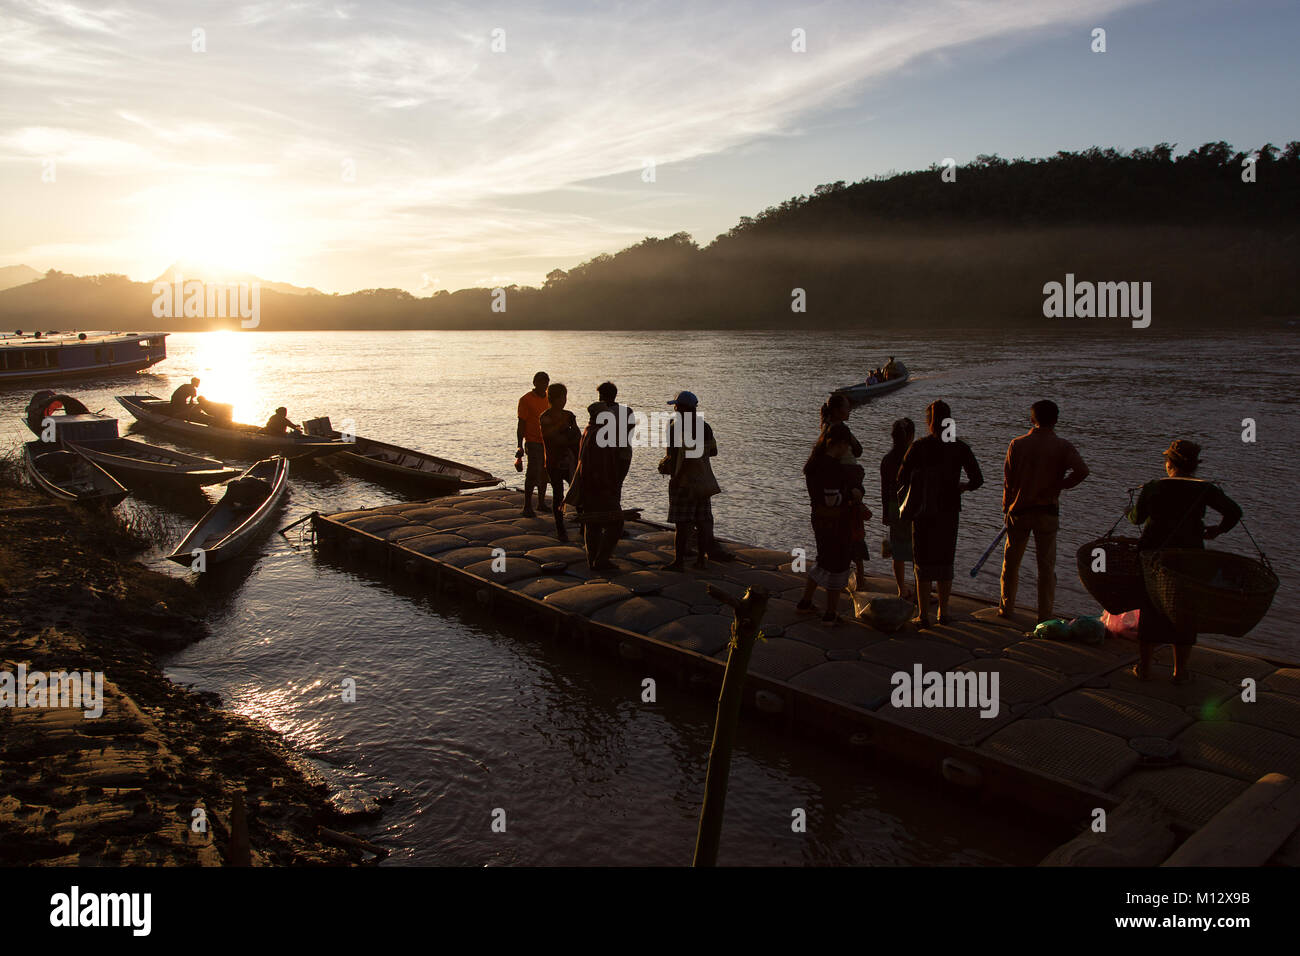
[517,371,551,517]
[999,400,1090,623]
[595,381,634,483]
[576,401,625,572]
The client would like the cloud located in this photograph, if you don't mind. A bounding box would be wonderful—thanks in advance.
[0,0,1151,290]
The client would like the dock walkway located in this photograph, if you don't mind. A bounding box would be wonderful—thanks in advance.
[312,488,1300,838]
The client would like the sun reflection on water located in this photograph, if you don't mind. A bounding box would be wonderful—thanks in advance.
[184,330,268,426]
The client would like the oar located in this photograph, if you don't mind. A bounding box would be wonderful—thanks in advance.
[969,525,1008,577]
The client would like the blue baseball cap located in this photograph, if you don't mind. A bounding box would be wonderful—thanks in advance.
[668,390,698,407]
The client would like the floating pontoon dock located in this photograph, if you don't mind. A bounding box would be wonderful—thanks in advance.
[311,488,1300,843]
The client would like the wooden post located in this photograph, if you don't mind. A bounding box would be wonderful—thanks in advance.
[227,790,251,866]
[693,584,769,867]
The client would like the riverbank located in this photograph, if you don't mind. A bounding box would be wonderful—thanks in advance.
[0,482,366,865]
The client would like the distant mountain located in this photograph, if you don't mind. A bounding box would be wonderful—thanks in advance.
[0,264,42,292]
[2,140,1296,330]
[152,260,323,296]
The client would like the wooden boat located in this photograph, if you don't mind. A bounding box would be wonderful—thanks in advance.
[116,395,344,459]
[302,418,499,492]
[22,441,128,506]
[64,438,241,488]
[166,457,289,567]
[834,370,911,402]
[24,390,240,488]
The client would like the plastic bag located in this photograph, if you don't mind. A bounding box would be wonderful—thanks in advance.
[1101,608,1140,641]
[1067,615,1107,645]
[1032,618,1073,641]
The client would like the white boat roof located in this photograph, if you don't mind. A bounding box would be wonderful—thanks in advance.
[0,330,168,349]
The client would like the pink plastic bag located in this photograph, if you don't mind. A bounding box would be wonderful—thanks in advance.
[1101,608,1140,641]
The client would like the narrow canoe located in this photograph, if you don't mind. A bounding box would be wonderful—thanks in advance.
[330,434,499,493]
[63,437,241,488]
[833,371,911,402]
[166,456,289,568]
[22,441,129,507]
[116,395,344,459]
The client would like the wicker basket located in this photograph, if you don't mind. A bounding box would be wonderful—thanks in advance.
[1141,549,1279,637]
[1076,536,1145,613]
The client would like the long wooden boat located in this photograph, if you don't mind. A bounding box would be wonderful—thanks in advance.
[64,437,240,488]
[116,395,344,459]
[312,427,498,492]
[834,371,911,402]
[166,456,289,567]
[24,390,240,488]
[22,440,129,506]
[1,331,168,384]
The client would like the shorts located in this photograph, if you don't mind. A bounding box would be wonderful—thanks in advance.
[523,441,546,486]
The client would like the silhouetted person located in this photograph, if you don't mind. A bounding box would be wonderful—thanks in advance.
[171,377,201,419]
[539,383,581,542]
[819,392,862,459]
[999,399,1090,623]
[797,423,860,624]
[596,381,634,480]
[663,391,721,571]
[516,371,550,516]
[574,401,624,571]
[1127,440,1241,683]
[263,406,301,435]
[880,417,916,600]
[897,400,983,627]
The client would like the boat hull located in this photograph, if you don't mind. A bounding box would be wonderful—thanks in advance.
[116,395,343,459]
[22,441,129,506]
[65,438,241,488]
[331,435,499,493]
[166,456,289,567]
[834,373,911,402]
[0,332,167,385]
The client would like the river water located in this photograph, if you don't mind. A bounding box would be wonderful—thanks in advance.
[2,326,1295,865]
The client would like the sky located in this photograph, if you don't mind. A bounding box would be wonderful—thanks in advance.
[1,0,1297,294]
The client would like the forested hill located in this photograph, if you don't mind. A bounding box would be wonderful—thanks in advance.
[711,141,1300,239]
[3,141,1296,332]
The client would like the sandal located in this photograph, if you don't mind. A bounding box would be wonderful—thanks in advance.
[796,599,815,614]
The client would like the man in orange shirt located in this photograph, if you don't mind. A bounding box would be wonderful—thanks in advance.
[999,400,1089,622]
[516,371,551,516]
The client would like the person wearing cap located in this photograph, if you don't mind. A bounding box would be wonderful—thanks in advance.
[516,371,551,517]
[1127,439,1242,683]
[661,390,723,571]
[573,400,625,571]
[998,399,1090,623]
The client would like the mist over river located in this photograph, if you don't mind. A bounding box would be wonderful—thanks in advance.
[3,326,1294,864]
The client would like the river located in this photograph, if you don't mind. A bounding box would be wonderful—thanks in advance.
[2,326,1294,864]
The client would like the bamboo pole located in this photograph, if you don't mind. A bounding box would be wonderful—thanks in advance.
[693,584,769,867]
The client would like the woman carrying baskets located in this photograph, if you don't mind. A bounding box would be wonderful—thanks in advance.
[1127,439,1242,683]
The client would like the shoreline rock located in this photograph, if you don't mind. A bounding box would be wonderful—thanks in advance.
[0,485,369,866]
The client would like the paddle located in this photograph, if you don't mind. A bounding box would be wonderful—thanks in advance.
[969,525,1008,577]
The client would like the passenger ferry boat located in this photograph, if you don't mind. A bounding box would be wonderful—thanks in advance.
[0,330,168,385]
